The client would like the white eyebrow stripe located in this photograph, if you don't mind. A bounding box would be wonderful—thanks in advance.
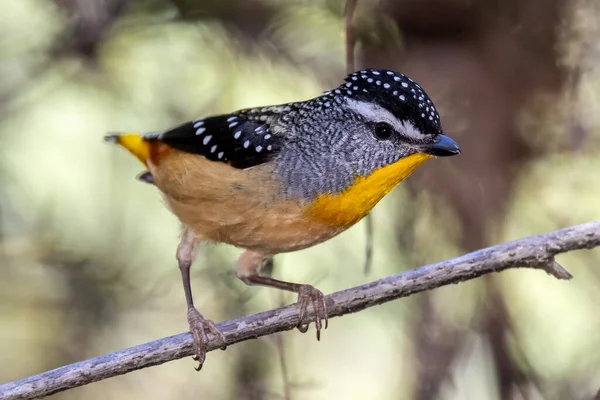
[343,98,428,141]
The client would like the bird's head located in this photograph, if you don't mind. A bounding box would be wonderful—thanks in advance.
[333,68,460,158]
[278,68,460,203]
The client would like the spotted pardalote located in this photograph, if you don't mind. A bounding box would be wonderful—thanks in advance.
[106,68,460,369]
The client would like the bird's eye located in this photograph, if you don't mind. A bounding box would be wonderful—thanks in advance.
[374,122,394,140]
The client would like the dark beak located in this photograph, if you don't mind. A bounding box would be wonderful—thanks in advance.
[421,134,460,157]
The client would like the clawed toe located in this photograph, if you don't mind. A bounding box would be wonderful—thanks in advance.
[187,307,226,370]
[296,285,328,340]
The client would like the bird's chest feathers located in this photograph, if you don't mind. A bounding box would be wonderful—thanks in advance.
[304,153,432,227]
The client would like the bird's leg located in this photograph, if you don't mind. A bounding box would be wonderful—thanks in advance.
[177,228,226,370]
[235,250,328,340]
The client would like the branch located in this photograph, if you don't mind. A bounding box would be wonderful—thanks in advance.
[2,221,599,400]
[344,0,358,75]
[343,0,375,276]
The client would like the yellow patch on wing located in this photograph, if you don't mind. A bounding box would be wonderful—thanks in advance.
[304,153,432,227]
[105,133,151,166]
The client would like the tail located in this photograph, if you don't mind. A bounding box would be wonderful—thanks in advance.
[104,133,152,166]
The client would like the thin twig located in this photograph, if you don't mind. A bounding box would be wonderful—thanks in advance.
[343,0,373,275]
[363,215,374,275]
[1,221,599,400]
[344,0,358,74]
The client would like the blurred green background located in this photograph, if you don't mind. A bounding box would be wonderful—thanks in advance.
[1,0,600,399]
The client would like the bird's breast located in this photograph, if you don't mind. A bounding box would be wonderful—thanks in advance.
[150,150,431,253]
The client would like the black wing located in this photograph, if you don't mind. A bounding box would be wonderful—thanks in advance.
[149,113,282,169]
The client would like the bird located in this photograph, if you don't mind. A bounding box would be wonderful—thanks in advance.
[105,68,460,369]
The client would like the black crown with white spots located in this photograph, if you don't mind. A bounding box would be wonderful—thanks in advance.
[331,68,441,136]
[143,69,441,170]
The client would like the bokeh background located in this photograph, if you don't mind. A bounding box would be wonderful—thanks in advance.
[1,0,600,399]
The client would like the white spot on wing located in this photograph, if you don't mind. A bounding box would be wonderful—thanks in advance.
[196,127,206,135]
[193,121,204,128]
[203,135,211,145]
[210,145,217,153]
[234,131,242,139]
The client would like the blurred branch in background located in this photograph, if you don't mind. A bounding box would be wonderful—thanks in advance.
[1,221,598,400]
[342,0,374,276]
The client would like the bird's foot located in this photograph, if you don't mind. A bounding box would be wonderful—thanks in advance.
[187,306,226,371]
[296,285,328,340]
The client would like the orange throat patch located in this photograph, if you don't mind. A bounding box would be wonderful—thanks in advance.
[304,153,432,227]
